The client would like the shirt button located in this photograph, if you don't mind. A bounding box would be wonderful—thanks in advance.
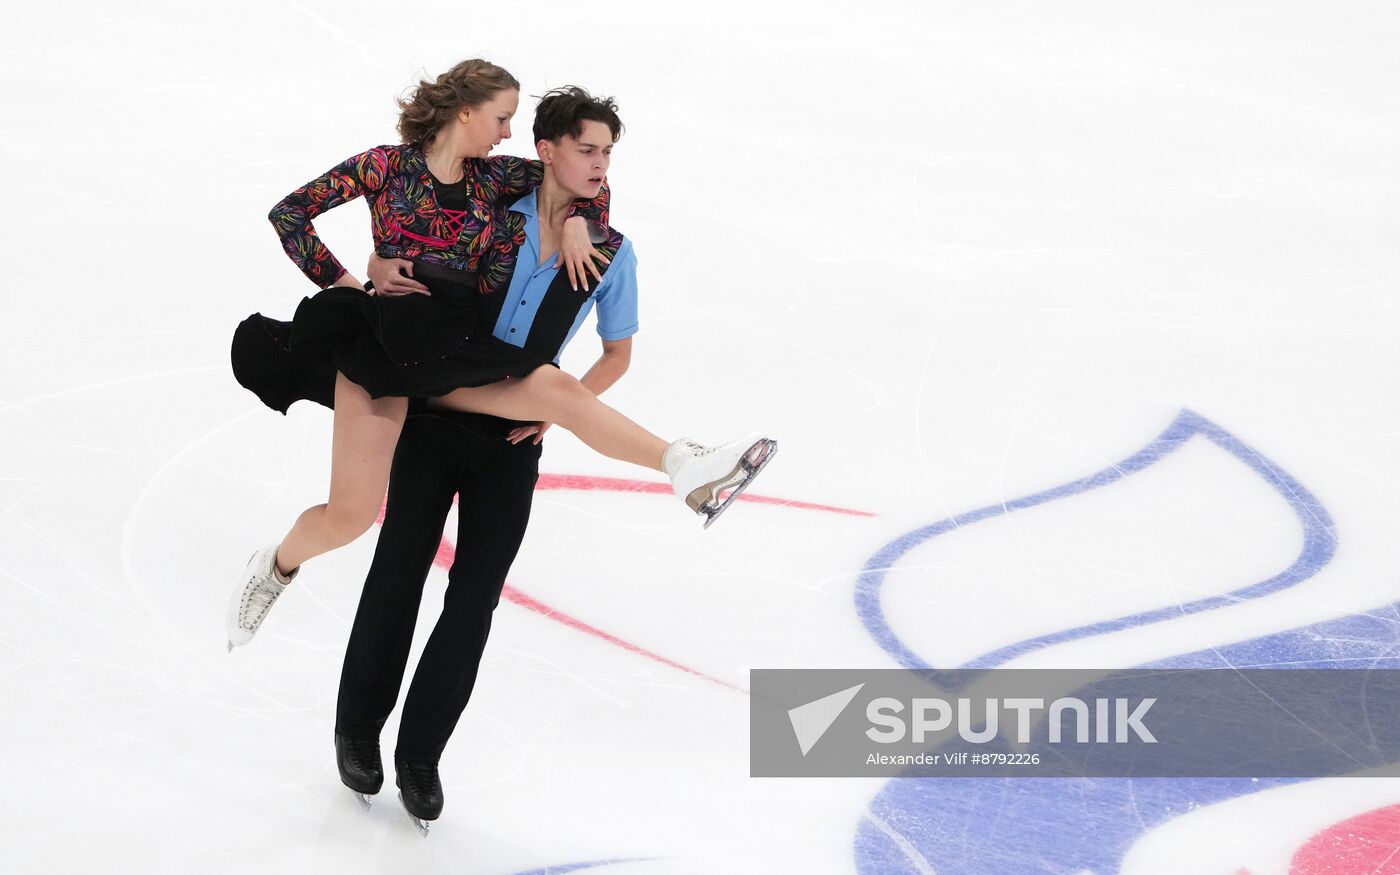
[520,300,527,306]
[510,328,516,333]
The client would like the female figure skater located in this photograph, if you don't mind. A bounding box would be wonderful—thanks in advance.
[227,59,776,650]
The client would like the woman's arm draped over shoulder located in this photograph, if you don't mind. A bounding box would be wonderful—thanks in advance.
[268,147,395,287]
[487,155,610,229]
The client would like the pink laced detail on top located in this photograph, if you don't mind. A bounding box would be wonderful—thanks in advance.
[388,222,452,248]
[439,207,468,241]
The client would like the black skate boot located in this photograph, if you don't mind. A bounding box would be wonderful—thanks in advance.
[395,756,443,835]
[335,732,383,809]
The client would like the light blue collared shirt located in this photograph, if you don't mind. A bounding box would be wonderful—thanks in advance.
[491,192,639,363]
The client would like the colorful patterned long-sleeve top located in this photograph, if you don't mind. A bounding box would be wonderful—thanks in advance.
[268,143,609,294]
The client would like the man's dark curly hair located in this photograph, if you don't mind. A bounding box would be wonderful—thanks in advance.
[532,86,623,144]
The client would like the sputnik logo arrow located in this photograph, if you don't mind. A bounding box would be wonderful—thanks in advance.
[788,683,865,756]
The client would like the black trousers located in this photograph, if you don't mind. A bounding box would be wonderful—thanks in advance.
[334,408,541,763]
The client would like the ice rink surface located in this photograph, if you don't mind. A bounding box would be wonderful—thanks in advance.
[2,1,1399,872]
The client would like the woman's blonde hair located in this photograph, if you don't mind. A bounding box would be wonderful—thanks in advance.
[396,59,520,146]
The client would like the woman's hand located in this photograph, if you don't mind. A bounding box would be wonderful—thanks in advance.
[365,254,431,296]
[506,421,552,445]
[555,216,610,293]
[332,272,366,290]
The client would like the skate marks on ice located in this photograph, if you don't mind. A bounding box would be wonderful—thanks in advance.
[1113,606,1400,875]
[509,857,669,875]
[1116,784,1400,874]
[844,408,1400,874]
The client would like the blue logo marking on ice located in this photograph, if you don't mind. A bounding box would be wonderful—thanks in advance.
[790,683,865,756]
[850,408,1343,874]
[855,408,1337,678]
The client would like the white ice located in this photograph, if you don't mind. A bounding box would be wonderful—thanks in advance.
[2,1,1398,873]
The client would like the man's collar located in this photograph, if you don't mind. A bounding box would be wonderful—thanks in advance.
[509,190,539,218]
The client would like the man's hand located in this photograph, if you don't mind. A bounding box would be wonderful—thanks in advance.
[506,421,552,445]
[555,216,609,293]
[366,254,431,296]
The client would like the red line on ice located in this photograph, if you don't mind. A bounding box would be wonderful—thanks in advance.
[373,474,874,692]
[534,473,875,517]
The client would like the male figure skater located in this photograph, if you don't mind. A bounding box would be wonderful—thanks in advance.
[333,87,637,832]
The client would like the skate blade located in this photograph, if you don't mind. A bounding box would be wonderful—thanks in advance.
[352,790,373,811]
[690,439,778,529]
[399,791,432,836]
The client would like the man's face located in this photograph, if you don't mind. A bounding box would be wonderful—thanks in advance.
[540,119,613,200]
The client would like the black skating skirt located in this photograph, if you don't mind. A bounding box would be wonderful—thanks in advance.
[231,262,549,413]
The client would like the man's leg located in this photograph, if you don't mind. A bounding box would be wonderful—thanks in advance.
[394,419,541,763]
[335,417,458,740]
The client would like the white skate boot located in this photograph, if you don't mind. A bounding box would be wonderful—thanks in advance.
[663,431,778,528]
[226,545,297,651]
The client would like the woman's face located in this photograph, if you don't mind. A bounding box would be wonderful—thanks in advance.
[541,119,614,200]
[459,89,520,157]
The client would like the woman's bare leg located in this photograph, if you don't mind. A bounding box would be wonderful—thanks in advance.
[434,367,669,471]
[275,372,408,574]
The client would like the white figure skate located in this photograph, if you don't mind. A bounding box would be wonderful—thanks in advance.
[663,432,778,528]
[226,545,296,650]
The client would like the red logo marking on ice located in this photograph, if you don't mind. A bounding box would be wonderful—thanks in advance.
[1287,803,1400,874]
[373,476,874,694]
